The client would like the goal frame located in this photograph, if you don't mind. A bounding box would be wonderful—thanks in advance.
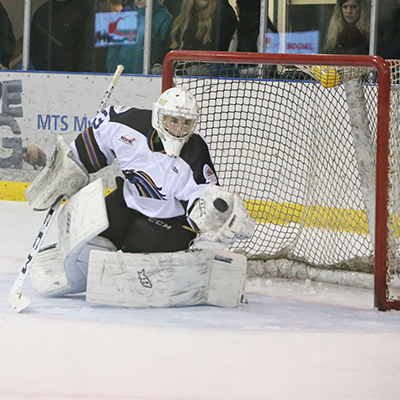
[162,50,394,311]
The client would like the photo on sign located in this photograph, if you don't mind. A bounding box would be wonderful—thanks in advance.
[95,11,139,47]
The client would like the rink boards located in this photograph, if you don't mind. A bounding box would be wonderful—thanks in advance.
[0,71,377,242]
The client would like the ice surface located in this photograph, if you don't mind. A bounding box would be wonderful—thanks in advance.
[1,200,400,400]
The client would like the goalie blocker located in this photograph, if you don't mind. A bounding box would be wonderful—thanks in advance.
[189,183,255,248]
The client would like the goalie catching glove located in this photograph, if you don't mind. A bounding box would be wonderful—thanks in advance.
[189,184,255,247]
[25,135,89,210]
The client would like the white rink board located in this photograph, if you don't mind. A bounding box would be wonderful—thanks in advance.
[0,70,162,187]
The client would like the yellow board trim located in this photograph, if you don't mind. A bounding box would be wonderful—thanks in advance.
[244,199,370,235]
[4,181,400,236]
[0,181,30,202]
[0,181,114,202]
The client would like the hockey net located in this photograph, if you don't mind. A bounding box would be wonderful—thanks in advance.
[162,51,400,311]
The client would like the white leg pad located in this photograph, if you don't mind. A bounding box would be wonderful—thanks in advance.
[64,236,117,294]
[57,178,111,294]
[29,244,70,297]
[86,249,247,308]
[30,179,112,297]
[30,237,117,297]
[58,179,109,258]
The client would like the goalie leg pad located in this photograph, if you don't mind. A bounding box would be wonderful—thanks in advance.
[30,179,113,297]
[30,237,117,297]
[58,179,111,293]
[25,135,89,210]
[29,244,71,297]
[64,236,117,294]
[57,179,109,257]
[86,249,247,308]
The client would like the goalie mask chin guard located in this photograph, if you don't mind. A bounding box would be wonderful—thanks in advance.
[152,86,200,158]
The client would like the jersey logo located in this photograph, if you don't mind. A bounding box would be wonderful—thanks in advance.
[123,169,166,200]
[203,164,217,184]
[148,218,172,230]
[138,269,152,288]
[119,135,136,146]
[113,105,132,114]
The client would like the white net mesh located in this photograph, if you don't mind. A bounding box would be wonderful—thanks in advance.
[387,61,400,300]
[170,58,400,302]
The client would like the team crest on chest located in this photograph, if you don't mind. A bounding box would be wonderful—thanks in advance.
[123,169,166,200]
[203,164,217,184]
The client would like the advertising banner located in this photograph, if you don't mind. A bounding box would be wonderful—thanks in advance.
[265,31,320,54]
[0,70,162,196]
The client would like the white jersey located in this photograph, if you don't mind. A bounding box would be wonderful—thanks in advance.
[70,105,219,219]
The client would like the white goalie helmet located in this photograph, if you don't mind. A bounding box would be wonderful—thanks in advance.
[152,86,200,157]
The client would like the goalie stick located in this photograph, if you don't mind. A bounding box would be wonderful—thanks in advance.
[8,64,125,312]
[96,64,125,114]
[8,196,63,312]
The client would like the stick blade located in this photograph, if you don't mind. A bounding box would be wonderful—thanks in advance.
[8,289,31,313]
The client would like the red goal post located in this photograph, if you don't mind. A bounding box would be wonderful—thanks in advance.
[162,50,398,311]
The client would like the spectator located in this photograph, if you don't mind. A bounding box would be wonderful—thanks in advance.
[105,0,172,74]
[30,0,95,72]
[96,0,132,73]
[0,2,16,69]
[323,0,371,54]
[163,0,182,18]
[98,0,128,13]
[152,0,237,72]
[236,0,278,53]
[380,0,400,59]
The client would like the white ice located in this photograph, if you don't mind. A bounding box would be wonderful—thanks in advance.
[1,200,400,400]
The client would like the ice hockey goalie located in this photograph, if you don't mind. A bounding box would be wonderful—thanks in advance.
[28,86,255,308]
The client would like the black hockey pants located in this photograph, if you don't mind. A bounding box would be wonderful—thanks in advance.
[99,177,197,253]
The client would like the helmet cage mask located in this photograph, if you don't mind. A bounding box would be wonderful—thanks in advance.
[152,87,199,158]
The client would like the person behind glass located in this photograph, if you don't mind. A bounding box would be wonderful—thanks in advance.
[97,0,132,72]
[236,0,278,53]
[0,2,16,69]
[163,0,182,18]
[323,0,370,54]
[380,0,400,59]
[98,0,130,12]
[103,0,172,74]
[152,0,237,73]
[30,0,95,72]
